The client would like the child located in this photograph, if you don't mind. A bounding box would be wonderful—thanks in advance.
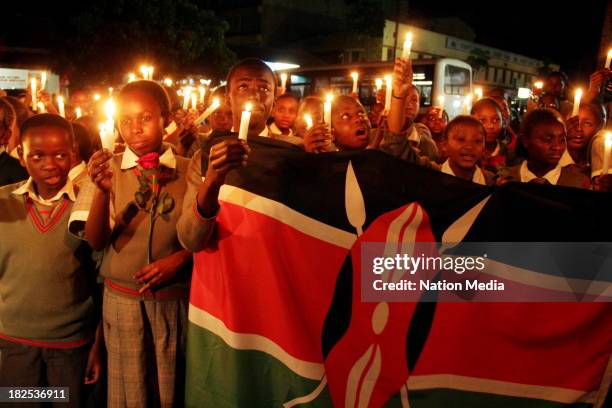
[206,86,233,136]
[499,108,590,188]
[68,122,96,184]
[543,71,573,117]
[0,98,28,186]
[330,95,371,151]
[440,115,495,185]
[0,114,98,407]
[471,97,516,173]
[269,93,298,137]
[368,102,385,128]
[561,101,606,172]
[1,96,31,158]
[420,106,448,162]
[295,96,323,138]
[84,80,192,407]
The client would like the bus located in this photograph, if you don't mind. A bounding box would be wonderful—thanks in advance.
[286,58,472,119]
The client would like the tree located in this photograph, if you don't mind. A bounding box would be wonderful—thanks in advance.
[467,48,489,72]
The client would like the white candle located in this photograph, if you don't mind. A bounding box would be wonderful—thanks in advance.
[164,78,173,87]
[324,93,333,126]
[37,102,46,113]
[304,114,313,130]
[41,71,47,90]
[57,96,65,117]
[350,72,359,94]
[463,94,472,115]
[437,95,445,118]
[104,98,115,141]
[30,78,37,111]
[183,87,191,110]
[384,75,392,112]
[602,132,612,175]
[605,49,612,69]
[375,78,383,92]
[571,88,582,117]
[238,103,252,140]
[194,98,221,125]
[401,32,413,60]
[75,107,82,119]
[191,93,197,110]
[198,86,206,104]
[99,123,114,151]
[128,73,136,83]
[474,87,483,100]
[148,66,154,81]
[280,73,288,94]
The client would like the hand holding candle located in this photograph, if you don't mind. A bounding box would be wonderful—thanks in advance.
[194,98,221,126]
[238,103,252,140]
[384,75,392,112]
[304,114,313,130]
[605,49,612,70]
[602,132,612,176]
[324,94,333,126]
[571,88,582,117]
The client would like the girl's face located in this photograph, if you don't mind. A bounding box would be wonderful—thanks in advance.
[404,88,420,121]
[523,121,566,168]
[332,98,371,150]
[473,105,503,144]
[422,108,448,136]
[445,124,485,170]
[567,106,600,150]
[118,91,168,156]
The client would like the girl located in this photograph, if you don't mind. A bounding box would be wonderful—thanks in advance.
[85,80,191,407]
[560,102,606,174]
[420,106,448,163]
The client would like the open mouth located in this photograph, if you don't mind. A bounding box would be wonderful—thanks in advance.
[355,128,368,138]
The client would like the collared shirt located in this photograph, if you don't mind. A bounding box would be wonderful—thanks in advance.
[12,177,77,205]
[558,149,575,167]
[441,160,487,185]
[407,126,421,143]
[268,122,294,138]
[519,160,562,185]
[68,160,87,181]
[120,145,177,170]
[230,126,269,138]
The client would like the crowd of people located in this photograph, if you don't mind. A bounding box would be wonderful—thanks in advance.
[0,56,610,407]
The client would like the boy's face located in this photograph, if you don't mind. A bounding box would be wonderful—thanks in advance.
[210,102,233,132]
[272,97,298,131]
[523,122,566,168]
[228,65,276,135]
[422,108,448,135]
[118,91,168,156]
[368,103,384,126]
[544,76,564,98]
[404,88,420,121]
[473,105,503,144]
[332,98,371,150]
[295,101,323,137]
[19,127,73,198]
[568,107,599,150]
[445,124,485,170]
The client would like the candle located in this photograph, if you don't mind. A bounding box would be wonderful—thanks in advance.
[75,107,82,119]
[191,92,197,110]
[437,95,445,118]
[30,78,37,111]
[571,88,582,117]
[104,98,116,141]
[128,73,136,83]
[41,71,47,90]
[474,87,483,100]
[384,75,392,112]
[93,93,101,101]
[57,96,65,117]
[238,103,252,140]
[375,78,383,92]
[350,72,359,94]
[194,98,221,125]
[304,114,313,130]
[99,123,115,151]
[37,102,46,113]
[534,81,543,90]
[108,87,114,96]
[164,78,173,87]
[401,32,413,60]
[602,132,612,175]
[148,66,154,81]
[140,65,147,79]
[463,94,472,115]
[605,49,612,69]
[280,73,288,94]
[324,93,333,126]
[183,87,191,110]
[198,86,206,104]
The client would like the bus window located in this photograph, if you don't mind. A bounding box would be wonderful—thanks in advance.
[444,65,471,95]
[413,64,435,106]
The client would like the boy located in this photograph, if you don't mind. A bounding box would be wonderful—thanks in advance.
[0,98,28,186]
[0,114,97,407]
[269,93,298,137]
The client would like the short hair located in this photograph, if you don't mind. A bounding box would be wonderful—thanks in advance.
[580,101,606,127]
[72,122,95,162]
[162,85,181,112]
[0,98,16,131]
[226,58,276,93]
[2,96,30,127]
[443,115,486,141]
[546,71,568,86]
[20,113,74,145]
[119,80,171,117]
[275,93,298,104]
[332,94,364,116]
[520,108,565,139]
[470,97,503,116]
[297,96,322,117]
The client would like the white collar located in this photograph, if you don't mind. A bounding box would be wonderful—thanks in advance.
[268,122,293,137]
[442,159,487,185]
[12,177,77,205]
[490,141,500,157]
[558,149,575,167]
[231,126,269,137]
[519,160,562,185]
[68,160,87,181]
[407,126,421,143]
[121,145,177,170]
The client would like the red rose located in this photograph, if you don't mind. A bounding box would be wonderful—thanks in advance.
[136,152,160,170]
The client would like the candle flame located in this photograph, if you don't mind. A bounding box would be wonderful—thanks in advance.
[93,93,101,101]
[164,78,173,87]
[534,81,543,89]
[326,93,334,103]
[608,49,612,57]
[75,107,82,118]
[375,78,383,90]
[304,114,313,129]
[245,102,252,112]
[406,32,413,43]
[57,96,63,104]
[104,98,116,119]
[606,132,612,146]
[575,88,583,98]
[280,73,288,81]
[37,102,46,113]
[351,72,359,80]
[128,73,136,83]
[474,87,483,99]
[212,97,220,107]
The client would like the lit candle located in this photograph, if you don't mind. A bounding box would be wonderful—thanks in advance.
[198,86,206,104]
[30,78,37,111]
[401,32,413,60]
[75,107,82,119]
[375,78,383,92]
[280,73,288,94]
[571,88,582,117]
[605,49,612,69]
[602,132,612,175]
[304,114,313,130]
[140,65,147,79]
[164,78,173,87]
[148,66,154,81]
[93,93,101,101]
[350,72,359,94]
[41,71,47,90]
[238,103,252,140]
[384,75,392,112]
[324,93,333,126]
[99,123,114,151]
[194,98,221,125]
[37,102,46,113]
[128,73,136,83]
[108,87,113,96]
[534,81,543,90]
[104,98,116,141]
[437,95,445,118]
[183,87,191,110]
[57,96,65,117]
[191,92,197,110]
[463,94,472,115]
[474,87,483,100]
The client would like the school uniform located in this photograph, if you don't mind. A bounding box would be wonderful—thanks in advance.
[502,160,590,189]
[441,160,495,186]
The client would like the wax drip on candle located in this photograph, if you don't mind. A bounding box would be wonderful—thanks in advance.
[238,103,253,140]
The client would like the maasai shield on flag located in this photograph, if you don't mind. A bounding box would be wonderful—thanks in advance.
[185,136,612,408]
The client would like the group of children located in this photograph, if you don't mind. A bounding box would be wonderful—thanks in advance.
[0,56,610,407]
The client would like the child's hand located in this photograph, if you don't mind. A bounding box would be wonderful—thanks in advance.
[392,58,413,99]
[586,69,611,101]
[83,342,102,385]
[135,251,190,293]
[565,115,580,137]
[205,139,250,188]
[303,123,333,153]
[88,149,114,192]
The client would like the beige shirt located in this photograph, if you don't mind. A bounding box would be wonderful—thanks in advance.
[268,122,294,138]
[12,177,77,205]
[68,161,87,181]
[519,160,562,185]
[441,160,487,185]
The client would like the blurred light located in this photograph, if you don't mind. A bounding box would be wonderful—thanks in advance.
[264,61,300,71]
[517,87,531,99]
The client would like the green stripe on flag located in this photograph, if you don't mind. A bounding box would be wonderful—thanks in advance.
[185,321,333,408]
